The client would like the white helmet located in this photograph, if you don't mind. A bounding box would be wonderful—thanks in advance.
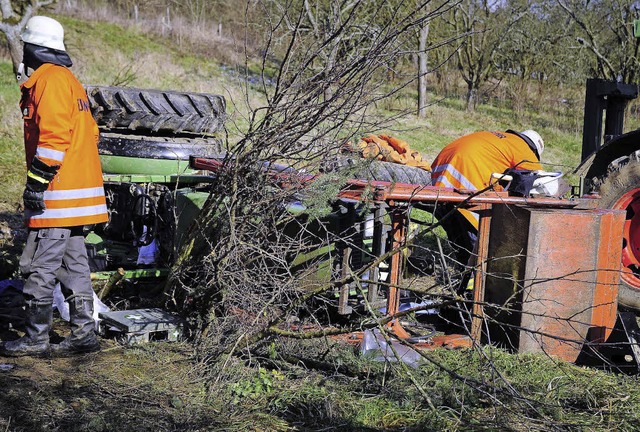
[21,16,66,52]
[521,129,544,156]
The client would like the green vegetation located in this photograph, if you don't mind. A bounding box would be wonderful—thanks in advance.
[0,5,599,206]
[0,62,22,207]
[4,334,638,431]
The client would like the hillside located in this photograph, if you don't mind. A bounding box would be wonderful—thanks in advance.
[2,4,640,432]
[0,5,592,210]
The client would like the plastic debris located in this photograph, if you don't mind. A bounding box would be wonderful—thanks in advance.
[0,279,23,296]
[360,328,423,368]
[137,238,159,265]
[53,283,110,330]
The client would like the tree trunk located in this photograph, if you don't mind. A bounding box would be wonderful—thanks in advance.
[324,43,338,102]
[466,85,477,112]
[0,2,44,75]
[6,28,23,75]
[0,0,14,20]
[417,21,430,118]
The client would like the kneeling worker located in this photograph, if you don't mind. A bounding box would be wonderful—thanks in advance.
[430,129,544,265]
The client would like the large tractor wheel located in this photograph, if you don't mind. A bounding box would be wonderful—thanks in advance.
[98,132,225,175]
[85,85,226,135]
[596,156,640,310]
[99,133,225,158]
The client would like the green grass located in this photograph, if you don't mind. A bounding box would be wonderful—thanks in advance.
[199,340,640,431]
[0,133,22,207]
[0,61,24,207]
[364,89,585,179]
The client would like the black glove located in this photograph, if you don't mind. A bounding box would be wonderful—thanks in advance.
[23,157,60,211]
[23,185,45,211]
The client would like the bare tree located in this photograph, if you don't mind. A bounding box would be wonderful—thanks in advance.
[556,0,640,84]
[0,0,56,74]
[494,1,566,115]
[417,14,430,117]
[156,1,628,427]
[165,0,445,356]
[444,0,529,111]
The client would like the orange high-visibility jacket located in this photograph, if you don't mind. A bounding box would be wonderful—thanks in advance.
[21,63,108,228]
[431,130,542,190]
[431,130,542,227]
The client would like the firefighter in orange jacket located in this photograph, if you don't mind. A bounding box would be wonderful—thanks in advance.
[1,16,108,357]
[430,130,544,265]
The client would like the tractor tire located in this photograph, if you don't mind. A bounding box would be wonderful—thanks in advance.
[85,85,226,135]
[98,132,225,159]
[98,133,226,175]
[596,156,640,310]
[322,156,432,185]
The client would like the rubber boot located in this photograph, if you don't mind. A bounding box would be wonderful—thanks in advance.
[51,296,100,356]
[0,301,52,357]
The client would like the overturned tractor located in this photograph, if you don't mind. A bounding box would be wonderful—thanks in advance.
[84,80,640,372]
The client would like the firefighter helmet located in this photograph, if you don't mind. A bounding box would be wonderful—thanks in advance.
[521,129,544,156]
[21,16,66,52]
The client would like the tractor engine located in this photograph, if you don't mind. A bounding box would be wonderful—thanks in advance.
[86,182,175,272]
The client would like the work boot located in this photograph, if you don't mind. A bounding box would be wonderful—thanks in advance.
[0,301,52,357]
[51,296,100,356]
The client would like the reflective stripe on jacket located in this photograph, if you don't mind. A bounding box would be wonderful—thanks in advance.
[21,64,108,228]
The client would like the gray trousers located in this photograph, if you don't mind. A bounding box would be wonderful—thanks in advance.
[19,227,93,305]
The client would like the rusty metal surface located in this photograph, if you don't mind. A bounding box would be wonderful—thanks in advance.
[331,331,471,350]
[471,205,492,342]
[484,205,624,363]
[191,156,625,362]
[591,210,625,342]
[429,334,473,349]
[339,181,589,208]
[385,209,411,340]
[190,156,596,209]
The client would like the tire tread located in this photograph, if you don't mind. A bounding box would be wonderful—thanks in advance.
[85,85,226,135]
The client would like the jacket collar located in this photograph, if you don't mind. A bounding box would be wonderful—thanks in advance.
[21,63,59,90]
[506,129,540,161]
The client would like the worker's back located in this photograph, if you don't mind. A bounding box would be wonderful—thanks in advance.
[431,130,542,190]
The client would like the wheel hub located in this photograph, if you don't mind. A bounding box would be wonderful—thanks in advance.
[613,188,640,288]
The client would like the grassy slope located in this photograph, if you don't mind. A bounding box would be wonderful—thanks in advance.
[0,14,589,207]
[0,61,23,208]
[1,10,640,432]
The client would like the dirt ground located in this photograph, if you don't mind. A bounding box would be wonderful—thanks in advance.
[0,331,219,431]
[0,205,216,431]
[0,203,450,431]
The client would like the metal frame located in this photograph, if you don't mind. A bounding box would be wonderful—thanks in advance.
[190,157,598,346]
